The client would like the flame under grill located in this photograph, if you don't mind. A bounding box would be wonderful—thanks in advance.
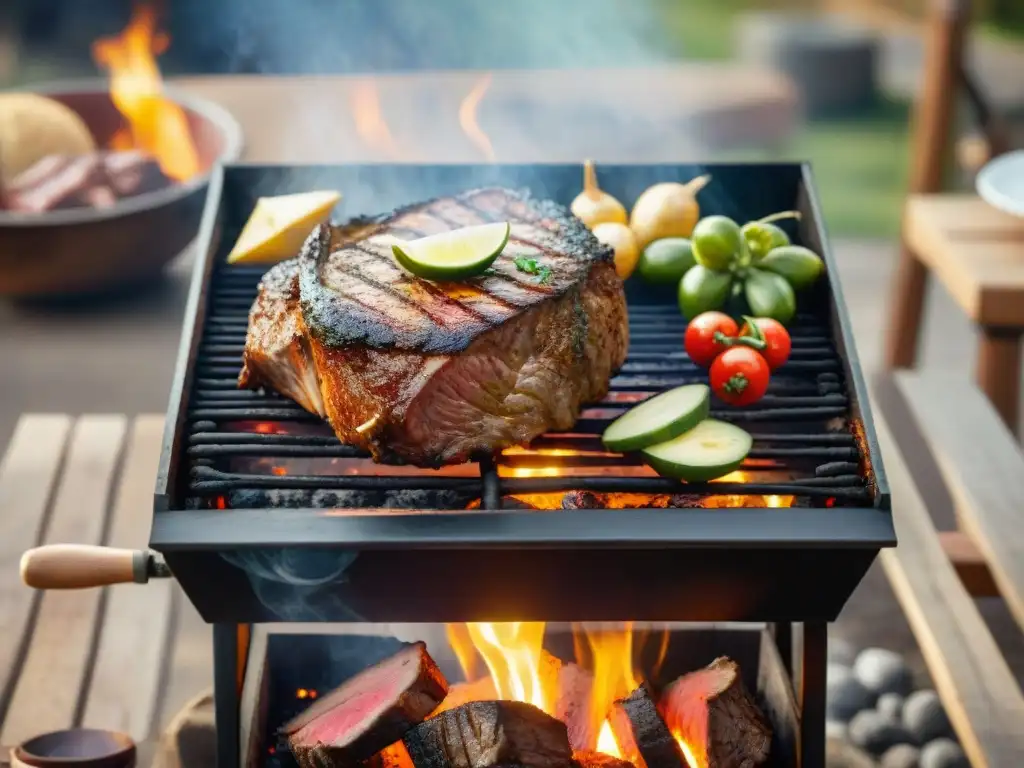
[182,264,867,510]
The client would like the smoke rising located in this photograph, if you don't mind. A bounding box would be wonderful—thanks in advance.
[221,548,364,621]
[168,0,672,75]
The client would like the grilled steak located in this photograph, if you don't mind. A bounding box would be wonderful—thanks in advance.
[240,187,629,466]
[284,642,448,768]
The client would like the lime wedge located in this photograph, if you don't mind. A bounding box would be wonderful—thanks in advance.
[392,222,511,281]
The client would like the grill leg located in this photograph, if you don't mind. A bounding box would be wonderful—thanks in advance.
[796,622,827,768]
[214,623,241,768]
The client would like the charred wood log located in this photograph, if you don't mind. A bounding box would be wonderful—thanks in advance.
[659,657,771,768]
[403,700,573,768]
[612,684,689,768]
[284,642,448,768]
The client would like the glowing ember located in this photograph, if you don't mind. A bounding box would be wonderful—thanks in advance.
[91,4,200,181]
[459,74,496,162]
[596,720,621,758]
[350,80,400,159]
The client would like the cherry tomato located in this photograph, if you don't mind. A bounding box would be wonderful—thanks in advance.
[710,347,771,406]
[741,317,792,371]
[684,311,739,367]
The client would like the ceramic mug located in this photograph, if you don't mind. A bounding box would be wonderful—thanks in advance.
[10,728,136,768]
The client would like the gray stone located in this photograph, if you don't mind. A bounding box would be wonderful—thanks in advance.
[848,709,914,756]
[854,647,914,697]
[734,11,879,118]
[828,663,876,722]
[880,743,921,768]
[877,692,905,723]
[829,636,858,666]
[903,690,952,745]
[920,738,969,768]
[827,719,848,741]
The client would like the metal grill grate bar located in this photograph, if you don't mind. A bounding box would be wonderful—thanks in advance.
[181,264,868,508]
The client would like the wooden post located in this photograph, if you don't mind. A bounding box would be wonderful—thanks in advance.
[884,0,971,369]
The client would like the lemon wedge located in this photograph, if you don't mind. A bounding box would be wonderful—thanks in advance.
[226,190,342,265]
[391,222,511,281]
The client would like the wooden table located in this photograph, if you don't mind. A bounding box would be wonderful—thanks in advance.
[0,414,210,768]
[885,194,1024,431]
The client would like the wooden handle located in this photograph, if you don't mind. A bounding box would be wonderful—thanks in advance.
[20,544,148,589]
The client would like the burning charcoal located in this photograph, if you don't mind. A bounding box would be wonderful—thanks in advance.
[612,684,688,768]
[562,491,604,509]
[366,742,416,768]
[383,489,477,509]
[659,657,772,768]
[403,700,573,768]
[285,641,448,768]
[573,749,635,768]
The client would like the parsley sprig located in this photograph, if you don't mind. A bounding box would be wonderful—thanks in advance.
[513,256,553,285]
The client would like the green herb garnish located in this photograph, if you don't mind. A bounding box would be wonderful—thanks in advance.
[514,256,553,285]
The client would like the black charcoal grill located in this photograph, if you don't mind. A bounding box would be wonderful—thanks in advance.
[146,163,893,768]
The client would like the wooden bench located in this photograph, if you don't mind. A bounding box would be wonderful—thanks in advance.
[887,195,1024,432]
[874,372,1024,767]
[0,414,211,767]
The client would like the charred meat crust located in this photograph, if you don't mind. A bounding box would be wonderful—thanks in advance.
[298,187,614,354]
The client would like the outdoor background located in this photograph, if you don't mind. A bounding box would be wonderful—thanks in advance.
[3,0,1023,238]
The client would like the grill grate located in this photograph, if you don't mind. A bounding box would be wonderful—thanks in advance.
[183,264,869,508]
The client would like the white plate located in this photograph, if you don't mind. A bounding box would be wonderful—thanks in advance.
[976,150,1024,217]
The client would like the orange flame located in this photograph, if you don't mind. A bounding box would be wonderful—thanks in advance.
[91,4,200,181]
[350,80,400,159]
[446,622,698,766]
[459,74,496,162]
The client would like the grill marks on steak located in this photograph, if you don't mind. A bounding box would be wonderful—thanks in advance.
[285,642,449,768]
[239,187,629,466]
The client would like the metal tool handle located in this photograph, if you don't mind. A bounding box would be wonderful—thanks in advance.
[20,544,170,589]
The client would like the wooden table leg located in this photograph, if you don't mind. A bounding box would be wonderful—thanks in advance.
[977,327,1022,434]
[884,244,928,369]
[885,0,970,370]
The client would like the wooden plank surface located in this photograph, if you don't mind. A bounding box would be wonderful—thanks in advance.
[0,415,72,724]
[1,416,127,748]
[896,372,1024,629]
[904,194,1024,326]
[81,416,176,743]
[874,376,1024,767]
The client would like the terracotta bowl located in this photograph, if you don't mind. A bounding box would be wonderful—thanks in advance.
[10,728,135,768]
[0,81,243,300]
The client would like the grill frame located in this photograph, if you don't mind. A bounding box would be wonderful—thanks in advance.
[152,162,893,624]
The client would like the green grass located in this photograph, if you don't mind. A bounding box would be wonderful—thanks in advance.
[719,100,911,238]
[653,0,910,238]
